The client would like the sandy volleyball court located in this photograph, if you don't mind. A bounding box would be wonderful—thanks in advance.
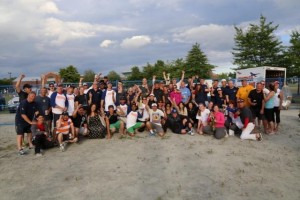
[0,109,299,200]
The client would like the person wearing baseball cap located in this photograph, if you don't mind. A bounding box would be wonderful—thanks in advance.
[145,102,166,137]
[236,98,263,141]
[15,74,32,101]
[236,78,254,107]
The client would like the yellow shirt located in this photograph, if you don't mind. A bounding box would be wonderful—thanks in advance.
[236,84,254,107]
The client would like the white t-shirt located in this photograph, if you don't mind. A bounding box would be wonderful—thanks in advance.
[66,93,75,116]
[126,111,139,129]
[104,90,116,111]
[274,88,280,107]
[138,103,149,121]
[52,93,67,115]
[196,108,210,123]
[149,109,164,126]
[118,104,128,117]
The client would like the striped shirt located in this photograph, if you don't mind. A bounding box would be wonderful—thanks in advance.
[57,118,73,134]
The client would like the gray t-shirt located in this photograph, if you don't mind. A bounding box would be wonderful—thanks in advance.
[35,95,51,117]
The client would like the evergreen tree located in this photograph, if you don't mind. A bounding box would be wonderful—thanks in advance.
[107,71,121,81]
[185,43,213,78]
[287,30,300,76]
[127,66,144,81]
[83,69,96,82]
[232,15,283,69]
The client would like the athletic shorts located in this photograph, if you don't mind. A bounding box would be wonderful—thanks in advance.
[150,122,164,133]
[62,134,71,141]
[127,122,143,133]
[110,120,121,130]
[250,107,262,120]
[15,124,31,136]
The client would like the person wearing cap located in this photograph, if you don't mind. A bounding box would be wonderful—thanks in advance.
[126,102,144,136]
[236,79,254,107]
[35,87,52,134]
[273,81,283,132]
[116,95,131,124]
[15,91,38,155]
[72,105,88,138]
[15,74,32,101]
[137,96,150,132]
[221,79,228,92]
[147,93,157,107]
[56,111,77,151]
[248,82,265,129]
[167,108,194,135]
[50,83,68,140]
[214,87,226,108]
[101,81,116,112]
[237,99,263,141]
[47,82,56,98]
[145,102,166,136]
[152,75,164,103]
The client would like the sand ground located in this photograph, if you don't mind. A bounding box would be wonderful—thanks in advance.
[0,109,299,200]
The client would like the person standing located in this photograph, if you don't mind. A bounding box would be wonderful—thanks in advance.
[273,81,283,132]
[101,82,116,112]
[15,74,32,101]
[248,82,265,129]
[225,80,238,104]
[263,83,276,134]
[87,82,102,110]
[35,87,52,135]
[179,81,191,105]
[236,79,254,107]
[15,92,38,155]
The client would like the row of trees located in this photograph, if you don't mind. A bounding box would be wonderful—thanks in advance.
[56,15,299,83]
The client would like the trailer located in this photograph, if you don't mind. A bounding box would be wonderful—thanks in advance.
[235,66,286,87]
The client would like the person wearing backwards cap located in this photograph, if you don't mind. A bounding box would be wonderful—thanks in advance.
[236,99,263,141]
[145,102,166,137]
[236,79,254,107]
[166,109,194,135]
[56,111,77,152]
[15,74,32,101]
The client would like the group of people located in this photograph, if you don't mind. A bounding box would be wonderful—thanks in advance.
[15,71,283,156]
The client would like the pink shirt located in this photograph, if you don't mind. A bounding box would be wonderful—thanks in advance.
[170,91,182,105]
[208,111,225,128]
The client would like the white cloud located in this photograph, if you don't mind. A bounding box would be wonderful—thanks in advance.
[38,1,60,14]
[120,35,151,49]
[100,40,116,48]
[172,24,235,50]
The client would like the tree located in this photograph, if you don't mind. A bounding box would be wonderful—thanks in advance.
[83,69,96,82]
[59,65,80,83]
[107,71,121,81]
[232,15,283,69]
[286,30,300,76]
[185,43,213,78]
[127,66,144,81]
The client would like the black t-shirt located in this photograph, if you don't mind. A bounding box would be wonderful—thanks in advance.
[200,84,209,100]
[15,99,38,126]
[107,113,118,124]
[225,87,238,102]
[248,89,264,108]
[87,89,102,106]
[153,88,164,102]
[239,107,253,124]
[35,95,51,116]
[18,91,28,102]
[167,115,183,133]
[72,113,87,128]
[75,94,88,106]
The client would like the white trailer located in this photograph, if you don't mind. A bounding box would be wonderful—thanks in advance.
[235,66,286,87]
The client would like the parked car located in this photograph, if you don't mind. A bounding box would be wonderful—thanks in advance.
[7,96,19,113]
[0,94,6,111]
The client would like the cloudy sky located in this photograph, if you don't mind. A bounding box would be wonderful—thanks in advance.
[0,0,299,79]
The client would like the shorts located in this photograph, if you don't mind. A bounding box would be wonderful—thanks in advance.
[15,124,31,136]
[62,133,72,141]
[110,120,121,130]
[150,122,164,133]
[250,107,262,120]
[264,108,275,122]
[127,122,143,133]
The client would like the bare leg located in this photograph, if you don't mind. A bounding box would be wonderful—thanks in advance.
[17,135,23,151]
[27,133,34,148]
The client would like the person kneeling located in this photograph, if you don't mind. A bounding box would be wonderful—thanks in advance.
[167,109,194,135]
[126,103,144,136]
[31,114,54,156]
[203,105,226,139]
[56,111,78,152]
[106,105,125,139]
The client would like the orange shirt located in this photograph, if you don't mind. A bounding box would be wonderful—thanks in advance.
[236,84,254,107]
[57,118,73,134]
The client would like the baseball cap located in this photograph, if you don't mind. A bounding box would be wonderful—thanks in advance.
[57,83,63,87]
[62,111,69,116]
[119,96,126,100]
[221,79,226,82]
[171,109,178,113]
[217,87,222,91]
[151,103,157,107]
[83,82,88,86]
[149,93,154,96]
[237,99,245,103]
[107,81,112,85]
[23,84,32,89]
[49,82,54,86]
[274,81,279,84]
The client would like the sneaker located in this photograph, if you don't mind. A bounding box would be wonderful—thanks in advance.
[190,130,195,136]
[19,149,26,155]
[60,144,65,152]
[257,132,263,141]
[149,131,156,136]
[35,153,43,157]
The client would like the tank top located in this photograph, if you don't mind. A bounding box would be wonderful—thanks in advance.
[265,92,275,109]
[273,89,280,107]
